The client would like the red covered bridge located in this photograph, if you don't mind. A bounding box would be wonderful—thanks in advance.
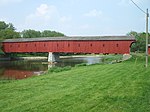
[2,36,135,62]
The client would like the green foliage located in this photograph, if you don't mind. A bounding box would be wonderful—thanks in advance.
[0,21,20,40]
[21,29,65,38]
[75,63,87,67]
[0,21,8,30]
[128,31,150,52]
[0,21,65,39]
[7,23,16,31]
[102,54,123,63]
[48,66,71,73]
[0,29,20,39]
[41,30,65,37]
[21,29,41,38]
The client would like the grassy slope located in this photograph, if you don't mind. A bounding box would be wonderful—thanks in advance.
[0,55,150,112]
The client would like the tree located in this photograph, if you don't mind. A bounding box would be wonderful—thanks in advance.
[8,23,16,31]
[0,29,20,39]
[128,31,150,52]
[0,21,20,40]
[21,29,65,38]
[41,30,65,37]
[0,21,8,30]
[21,29,41,38]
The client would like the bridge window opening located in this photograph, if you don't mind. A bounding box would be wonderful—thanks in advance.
[68,44,70,47]
[90,44,92,47]
[44,44,46,47]
[10,45,12,48]
[116,44,119,47]
[26,44,28,47]
[57,44,59,47]
[35,44,36,47]
[103,44,105,47]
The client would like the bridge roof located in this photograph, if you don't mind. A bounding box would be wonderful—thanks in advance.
[3,36,135,42]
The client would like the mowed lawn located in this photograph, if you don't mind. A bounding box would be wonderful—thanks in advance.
[0,55,150,112]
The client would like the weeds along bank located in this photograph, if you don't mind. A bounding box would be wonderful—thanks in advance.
[0,54,150,112]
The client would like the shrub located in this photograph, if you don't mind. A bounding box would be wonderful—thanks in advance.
[75,63,87,67]
[48,66,71,73]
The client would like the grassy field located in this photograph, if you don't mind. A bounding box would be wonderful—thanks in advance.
[0,54,150,112]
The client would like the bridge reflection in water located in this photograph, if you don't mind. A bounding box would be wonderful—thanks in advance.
[3,69,39,79]
[0,60,47,80]
[0,56,102,80]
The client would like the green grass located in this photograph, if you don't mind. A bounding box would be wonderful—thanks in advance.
[0,54,150,112]
[48,66,72,73]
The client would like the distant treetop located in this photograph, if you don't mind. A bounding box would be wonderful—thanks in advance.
[21,29,65,38]
[0,21,65,40]
[0,21,20,40]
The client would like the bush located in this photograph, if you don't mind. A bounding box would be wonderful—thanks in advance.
[129,31,150,52]
[48,66,71,73]
[75,63,87,67]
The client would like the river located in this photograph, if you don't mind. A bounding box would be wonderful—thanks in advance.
[0,56,103,80]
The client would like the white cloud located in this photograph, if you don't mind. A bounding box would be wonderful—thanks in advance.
[23,4,73,33]
[24,4,59,30]
[35,4,58,18]
[35,4,58,17]
[84,9,102,18]
[36,4,50,16]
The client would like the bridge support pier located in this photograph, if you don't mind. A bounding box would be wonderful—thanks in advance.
[48,52,60,63]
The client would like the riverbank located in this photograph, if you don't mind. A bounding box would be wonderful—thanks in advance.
[0,54,150,112]
[0,55,101,60]
[0,54,123,61]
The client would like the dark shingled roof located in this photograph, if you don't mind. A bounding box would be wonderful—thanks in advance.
[2,36,135,42]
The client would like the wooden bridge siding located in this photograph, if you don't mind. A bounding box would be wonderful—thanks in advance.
[2,40,134,54]
[2,42,9,52]
[148,47,150,54]
[122,41,130,54]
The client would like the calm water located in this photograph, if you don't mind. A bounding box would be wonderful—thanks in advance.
[0,56,102,80]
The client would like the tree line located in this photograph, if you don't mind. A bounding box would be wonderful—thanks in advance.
[0,21,65,40]
[21,30,65,38]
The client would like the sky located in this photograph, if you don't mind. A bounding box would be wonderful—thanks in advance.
[0,0,150,36]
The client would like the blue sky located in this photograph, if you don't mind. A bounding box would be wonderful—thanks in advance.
[0,0,150,36]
